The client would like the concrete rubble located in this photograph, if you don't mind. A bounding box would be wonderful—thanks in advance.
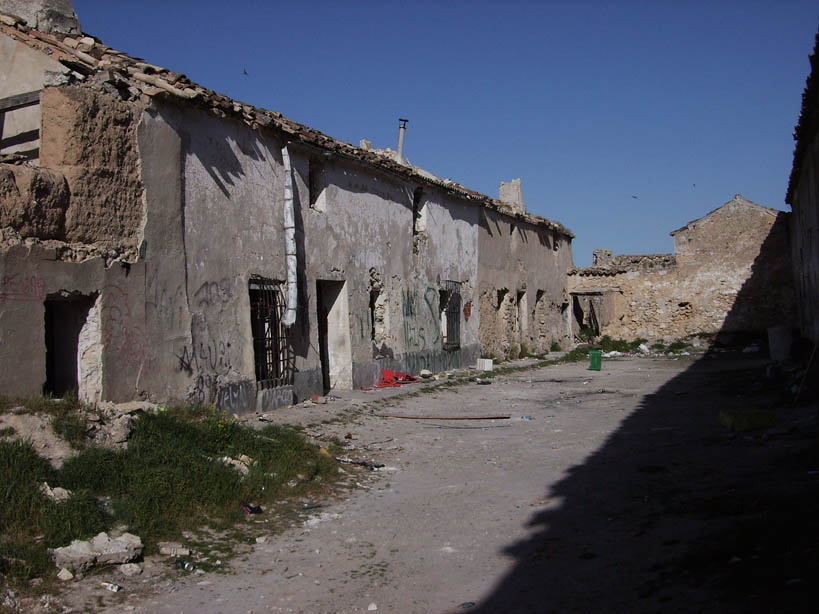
[50,531,143,573]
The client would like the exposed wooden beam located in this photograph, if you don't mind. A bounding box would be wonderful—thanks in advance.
[0,90,41,113]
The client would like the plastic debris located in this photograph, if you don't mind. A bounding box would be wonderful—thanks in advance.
[175,560,195,572]
[100,581,121,592]
[638,343,650,355]
[376,369,418,388]
[368,604,378,611]
[158,542,190,557]
[241,502,263,515]
[521,415,534,421]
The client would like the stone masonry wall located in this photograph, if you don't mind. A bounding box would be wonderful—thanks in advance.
[569,196,795,341]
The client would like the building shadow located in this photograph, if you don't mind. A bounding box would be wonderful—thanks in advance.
[468,220,818,613]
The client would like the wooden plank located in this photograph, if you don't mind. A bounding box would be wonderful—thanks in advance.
[0,90,41,113]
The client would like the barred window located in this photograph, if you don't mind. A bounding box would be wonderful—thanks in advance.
[439,280,461,350]
[248,277,293,388]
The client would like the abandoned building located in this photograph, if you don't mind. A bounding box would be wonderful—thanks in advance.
[0,1,574,411]
[568,195,795,341]
[787,30,819,344]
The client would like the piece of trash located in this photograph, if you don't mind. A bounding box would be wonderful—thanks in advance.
[459,602,477,610]
[419,369,433,378]
[319,447,332,458]
[743,345,760,353]
[309,394,327,404]
[335,457,385,470]
[475,378,491,385]
[241,502,263,515]
[158,542,190,557]
[368,604,378,611]
[520,415,534,421]
[175,559,195,572]
[638,343,649,355]
[100,581,121,592]
[376,369,418,388]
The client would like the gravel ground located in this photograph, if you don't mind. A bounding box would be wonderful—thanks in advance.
[40,353,818,613]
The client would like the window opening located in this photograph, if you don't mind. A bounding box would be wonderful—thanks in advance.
[440,280,461,350]
[412,187,423,236]
[249,277,293,388]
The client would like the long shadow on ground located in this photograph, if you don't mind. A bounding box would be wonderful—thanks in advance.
[470,223,819,613]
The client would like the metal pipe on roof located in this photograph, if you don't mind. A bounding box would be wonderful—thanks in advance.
[397,118,408,164]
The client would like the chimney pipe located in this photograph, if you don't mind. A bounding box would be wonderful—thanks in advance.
[397,118,408,164]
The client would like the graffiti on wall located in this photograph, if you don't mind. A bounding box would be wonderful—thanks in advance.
[0,274,45,302]
[401,287,441,351]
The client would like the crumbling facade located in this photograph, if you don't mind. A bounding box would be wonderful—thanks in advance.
[568,195,795,341]
[787,30,819,344]
[0,3,573,410]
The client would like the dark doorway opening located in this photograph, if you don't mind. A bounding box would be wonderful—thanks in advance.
[316,280,351,394]
[44,293,94,397]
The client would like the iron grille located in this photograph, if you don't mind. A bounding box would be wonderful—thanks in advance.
[249,277,294,388]
[441,280,461,350]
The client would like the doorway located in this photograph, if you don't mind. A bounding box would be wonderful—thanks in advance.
[316,280,352,393]
[44,293,95,397]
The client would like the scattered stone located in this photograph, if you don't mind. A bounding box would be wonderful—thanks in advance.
[419,369,433,378]
[40,482,72,502]
[118,563,142,577]
[220,455,253,476]
[57,568,74,581]
[52,532,143,572]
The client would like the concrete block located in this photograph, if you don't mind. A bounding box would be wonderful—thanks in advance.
[477,358,493,371]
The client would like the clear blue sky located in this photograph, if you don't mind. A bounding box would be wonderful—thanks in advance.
[74,0,818,266]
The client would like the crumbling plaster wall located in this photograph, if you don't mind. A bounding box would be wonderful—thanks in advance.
[139,103,290,410]
[296,153,480,392]
[0,242,145,399]
[478,209,573,358]
[789,136,819,343]
[39,86,145,245]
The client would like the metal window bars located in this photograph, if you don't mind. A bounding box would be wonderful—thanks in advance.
[248,277,294,389]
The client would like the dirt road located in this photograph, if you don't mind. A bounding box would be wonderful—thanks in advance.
[76,354,817,613]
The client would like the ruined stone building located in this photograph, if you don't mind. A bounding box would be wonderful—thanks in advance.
[568,195,794,341]
[0,2,573,411]
[787,30,819,344]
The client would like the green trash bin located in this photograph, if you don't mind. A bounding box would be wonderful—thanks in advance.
[588,350,602,371]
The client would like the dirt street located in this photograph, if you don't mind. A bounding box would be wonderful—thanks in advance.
[73,354,817,613]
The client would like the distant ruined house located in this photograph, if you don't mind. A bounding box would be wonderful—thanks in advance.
[568,195,795,341]
[0,1,573,410]
[787,30,819,344]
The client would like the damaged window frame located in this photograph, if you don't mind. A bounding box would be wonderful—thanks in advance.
[439,280,462,351]
[248,276,294,389]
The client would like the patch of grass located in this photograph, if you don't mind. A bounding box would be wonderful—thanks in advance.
[550,341,561,352]
[0,439,107,585]
[0,393,84,415]
[51,412,88,449]
[650,342,666,351]
[668,339,689,352]
[2,404,342,585]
